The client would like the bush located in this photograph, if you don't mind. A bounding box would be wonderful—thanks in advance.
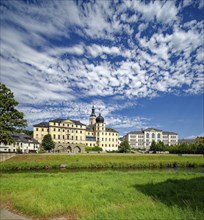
[16,147,22,154]
[85,146,103,152]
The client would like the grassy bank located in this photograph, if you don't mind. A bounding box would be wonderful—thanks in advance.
[1,171,204,219]
[0,154,204,171]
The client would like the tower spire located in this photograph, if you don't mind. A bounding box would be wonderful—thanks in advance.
[89,105,96,125]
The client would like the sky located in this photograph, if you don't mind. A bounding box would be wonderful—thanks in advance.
[0,0,204,139]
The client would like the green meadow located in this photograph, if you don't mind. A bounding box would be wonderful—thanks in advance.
[1,154,204,171]
[1,154,204,219]
[1,171,204,220]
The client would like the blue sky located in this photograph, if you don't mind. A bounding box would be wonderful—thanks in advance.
[0,0,203,139]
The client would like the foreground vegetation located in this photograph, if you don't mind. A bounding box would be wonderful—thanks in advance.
[1,171,204,219]
[1,154,204,171]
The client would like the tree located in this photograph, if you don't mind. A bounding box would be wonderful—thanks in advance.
[119,140,131,153]
[0,83,27,144]
[150,140,157,152]
[42,134,55,152]
[16,129,33,136]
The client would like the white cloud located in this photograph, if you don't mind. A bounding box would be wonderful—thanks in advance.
[87,44,121,58]
[185,132,204,139]
[1,0,203,108]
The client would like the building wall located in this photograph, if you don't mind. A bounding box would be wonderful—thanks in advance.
[0,142,40,153]
[48,121,86,145]
[125,129,178,150]
[95,123,118,151]
[33,126,48,143]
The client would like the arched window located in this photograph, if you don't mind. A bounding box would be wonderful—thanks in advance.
[146,133,149,138]
[157,133,161,138]
[152,133,155,138]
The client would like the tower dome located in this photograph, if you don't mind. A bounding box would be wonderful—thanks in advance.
[96,113,104,123]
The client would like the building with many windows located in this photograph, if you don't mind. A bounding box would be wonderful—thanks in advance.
[33,106,118,152]
[0,132,40,153]
[124,128,178,150]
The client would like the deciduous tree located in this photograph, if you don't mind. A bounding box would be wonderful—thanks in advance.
[42,134,55,152]
[0,83,27,144]
[119,140,131,153]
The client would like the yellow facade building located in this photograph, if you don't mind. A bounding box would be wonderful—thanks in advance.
[33,106,118,152]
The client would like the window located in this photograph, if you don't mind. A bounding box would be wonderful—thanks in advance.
[152,133,155,138]
[36,128,38,131]
[54,128,56,131]
[58,135,60,139]
[58,129,60,132]
[146,133,149,138]
[42,128,44,131]
[53,134,56,139]
[157,133,161,138]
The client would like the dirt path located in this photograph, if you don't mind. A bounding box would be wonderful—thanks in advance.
[0,208,31,220]
[0,153,16,162]
[0,207,71,220]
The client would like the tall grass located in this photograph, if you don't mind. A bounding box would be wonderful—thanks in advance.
[1,154,204,171]
[1,171,204,219]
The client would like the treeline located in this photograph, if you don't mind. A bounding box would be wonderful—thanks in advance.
[16,129,33,136]
[150,140,204,154]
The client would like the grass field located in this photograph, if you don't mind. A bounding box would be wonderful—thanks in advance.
[1,170,204,220]
[1,154,204,171]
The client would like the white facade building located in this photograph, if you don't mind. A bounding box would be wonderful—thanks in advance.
[124,128,178,150]
[0,132,40,153]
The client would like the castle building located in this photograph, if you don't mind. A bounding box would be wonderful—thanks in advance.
[124,128,178,150]
[33,106,118,152]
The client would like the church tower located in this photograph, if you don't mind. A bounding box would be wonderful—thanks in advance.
[89,105,96,125]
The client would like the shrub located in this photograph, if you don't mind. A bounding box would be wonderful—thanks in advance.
[85,146,103,152]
